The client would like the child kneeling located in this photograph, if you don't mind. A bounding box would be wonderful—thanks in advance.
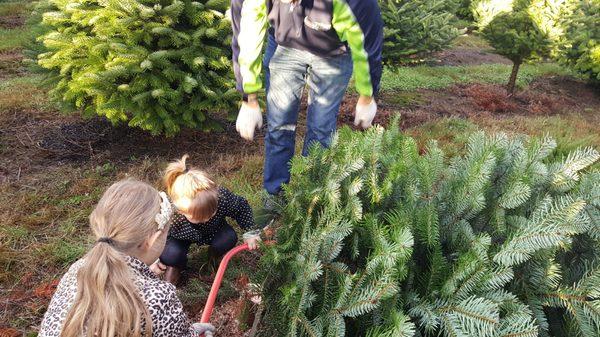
[157,155,260,285]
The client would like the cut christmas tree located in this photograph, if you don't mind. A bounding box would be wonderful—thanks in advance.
[258,117,600,337]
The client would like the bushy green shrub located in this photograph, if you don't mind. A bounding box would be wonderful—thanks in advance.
[559,0,600,84]
[482,11,550,94]
[34,0,237,136]
[380,0,461,64]
[258,118,600,336]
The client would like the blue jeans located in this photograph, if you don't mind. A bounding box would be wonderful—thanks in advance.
[263,42,353,195]
[264,32,277,92]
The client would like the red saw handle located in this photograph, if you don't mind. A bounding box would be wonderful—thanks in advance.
[198,240,274,336]
[200,243,250,324]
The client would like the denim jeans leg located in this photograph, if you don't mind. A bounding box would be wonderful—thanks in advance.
[264,47,308,195]
[303,52,353,156]
[263,32,278,92]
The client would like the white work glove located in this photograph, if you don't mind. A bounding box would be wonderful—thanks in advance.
[192,323,215,337]
[243,229,262,251]
[236,101,263,141]
[354,98,377,129]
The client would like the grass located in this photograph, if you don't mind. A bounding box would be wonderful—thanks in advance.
[407,114,600,161]
[380,62,571,92]
[0,1,31,51]
[0,74,55,111]
[0,167,112,281]
[474,114,600,159]
[219,155,264,208]
[451,34,491,50]
[0,1,28,17]
[381,91,424,107]
[407,118,479,157]
[0,27,29,51]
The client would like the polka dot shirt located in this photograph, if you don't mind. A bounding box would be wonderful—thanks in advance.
[168,187,255,244]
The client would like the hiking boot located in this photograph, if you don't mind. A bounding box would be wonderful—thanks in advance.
[164,266,181,286]
[254,192,285,228]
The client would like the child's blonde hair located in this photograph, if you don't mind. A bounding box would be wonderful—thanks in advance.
[61,179,165,337]
[164,155,218,221]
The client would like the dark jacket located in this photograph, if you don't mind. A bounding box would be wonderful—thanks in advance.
[168,187,255,242]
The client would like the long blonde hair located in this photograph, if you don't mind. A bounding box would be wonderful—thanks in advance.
[61,180,163,337]
[164,154,218,220]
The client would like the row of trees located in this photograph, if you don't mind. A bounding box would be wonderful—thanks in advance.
[257,118,600,337]
[30,0,468,135]
[476,0,600,93]
[30,0,599,134]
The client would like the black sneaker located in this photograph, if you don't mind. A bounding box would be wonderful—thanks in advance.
[254,192,284,229]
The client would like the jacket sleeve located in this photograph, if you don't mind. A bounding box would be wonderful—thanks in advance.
[221,188,256,230]
[332,0,383,97]
[230,0,269,94]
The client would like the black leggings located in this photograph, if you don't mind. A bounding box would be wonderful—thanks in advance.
[159,225,238,268]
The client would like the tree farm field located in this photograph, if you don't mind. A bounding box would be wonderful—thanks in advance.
[1,1,599,336]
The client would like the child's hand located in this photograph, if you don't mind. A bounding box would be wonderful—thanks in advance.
[150,260,167,276]
[243,230,262,251]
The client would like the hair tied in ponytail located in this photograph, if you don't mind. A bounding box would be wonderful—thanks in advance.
[96,237,115,245]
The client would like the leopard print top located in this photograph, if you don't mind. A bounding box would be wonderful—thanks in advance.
[39,255,196,337]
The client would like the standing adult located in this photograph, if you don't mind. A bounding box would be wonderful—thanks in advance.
[230,0,383,201]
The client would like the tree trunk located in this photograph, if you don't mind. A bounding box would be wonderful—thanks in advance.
[507,61,521,95]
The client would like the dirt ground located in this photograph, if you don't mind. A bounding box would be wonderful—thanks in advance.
[0,101,264,184]
[0,13,25,29]
[0,51,26,80]
[385,76,598,129]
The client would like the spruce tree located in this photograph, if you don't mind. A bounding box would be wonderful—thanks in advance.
[472,0,515,29]
[559,0,600,84]
[258,117,600,337]
[482,11,550,94]
[380,0,461,64]
[34,0,237,135]
[456,0,474,21]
